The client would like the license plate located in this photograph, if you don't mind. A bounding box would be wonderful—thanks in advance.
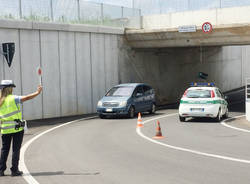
[190,108,204,112]
[106,108,113,112]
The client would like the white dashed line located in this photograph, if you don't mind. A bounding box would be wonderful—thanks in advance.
[136,113,250,164]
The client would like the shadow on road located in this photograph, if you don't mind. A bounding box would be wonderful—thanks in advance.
[27,114,97,128]
[29,171,100,176]
[101,111,166,119]
[184,117,230,123]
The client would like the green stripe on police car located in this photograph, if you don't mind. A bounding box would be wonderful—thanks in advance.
[180,100,227,105]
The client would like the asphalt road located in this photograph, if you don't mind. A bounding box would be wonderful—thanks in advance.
[1,109,250,184]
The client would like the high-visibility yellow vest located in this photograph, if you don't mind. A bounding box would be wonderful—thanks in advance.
[0,95,23,134]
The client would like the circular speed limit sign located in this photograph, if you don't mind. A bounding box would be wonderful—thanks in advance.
[202,22,212,33]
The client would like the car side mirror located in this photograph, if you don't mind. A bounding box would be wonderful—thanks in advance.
[224,95,228,100]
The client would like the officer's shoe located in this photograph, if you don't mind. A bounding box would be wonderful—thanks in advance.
[11,170,23,177]
[0,171,5,176]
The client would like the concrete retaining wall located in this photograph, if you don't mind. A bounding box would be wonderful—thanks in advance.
[0,20,123,120]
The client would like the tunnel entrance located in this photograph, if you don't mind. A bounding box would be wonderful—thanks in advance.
[119,44,249,112]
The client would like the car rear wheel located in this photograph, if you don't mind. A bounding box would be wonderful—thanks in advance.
[223,107,229,119]
[148,103,156,114]
[179,116,185,122]
[215,108,222,122]
[128,106,135,118]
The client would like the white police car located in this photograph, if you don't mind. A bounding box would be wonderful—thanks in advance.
[179,82,228,122]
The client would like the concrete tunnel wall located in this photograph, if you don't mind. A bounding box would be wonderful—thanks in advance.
[119,40,250,105]
[0,20,123,120]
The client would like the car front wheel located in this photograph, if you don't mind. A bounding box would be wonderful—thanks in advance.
[128,106,135,118]
[179,116,185,122]
[99,114,106,119]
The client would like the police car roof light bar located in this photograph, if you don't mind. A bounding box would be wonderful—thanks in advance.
[190,82,215,87]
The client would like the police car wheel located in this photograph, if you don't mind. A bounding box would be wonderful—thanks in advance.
[128,106,135,118]
[223,108,229,118]
[215,109,221,122]
[179,116,185,122]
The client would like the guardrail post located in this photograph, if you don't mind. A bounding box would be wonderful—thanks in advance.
[188,0,190,10]
[121,6,124,18]
[101,3,104,25]
[50,0,54,21]
[19,0,22,19]
[246,78,250,121]
[77,0,80,22]
[139,9,143,29]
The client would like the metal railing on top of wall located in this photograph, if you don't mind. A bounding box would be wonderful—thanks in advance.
[246,78,250,101]
[0,0,141,28]
[133,0,250,15]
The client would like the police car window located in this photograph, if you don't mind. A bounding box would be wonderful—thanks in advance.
[106,86,134,97]
[143,85,152,95]
[186,89,211,98]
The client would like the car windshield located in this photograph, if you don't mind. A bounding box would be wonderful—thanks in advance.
[106,86,134,97]
[186,89,211,98]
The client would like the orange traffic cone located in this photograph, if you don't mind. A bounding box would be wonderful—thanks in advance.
[153,120,164,139]
[137,112,143,128]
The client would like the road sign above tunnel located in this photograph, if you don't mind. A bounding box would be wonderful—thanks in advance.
[178,25,196,33]
[202,22,212,33]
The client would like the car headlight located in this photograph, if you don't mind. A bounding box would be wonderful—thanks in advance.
[97,101,103,107]
[119,101,127,107]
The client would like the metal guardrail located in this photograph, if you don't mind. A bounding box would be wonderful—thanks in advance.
[0,0,141,28]
[246,78,250,121]
[133,0,250,15]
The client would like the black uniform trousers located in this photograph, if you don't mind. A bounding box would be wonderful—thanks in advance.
[0,130,24,172]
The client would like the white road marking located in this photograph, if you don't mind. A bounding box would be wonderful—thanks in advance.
[136,113,250,164]
[20,116,97,184]
[221,115,250,133]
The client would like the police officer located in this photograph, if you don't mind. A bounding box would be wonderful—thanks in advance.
[0,80,42,176]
